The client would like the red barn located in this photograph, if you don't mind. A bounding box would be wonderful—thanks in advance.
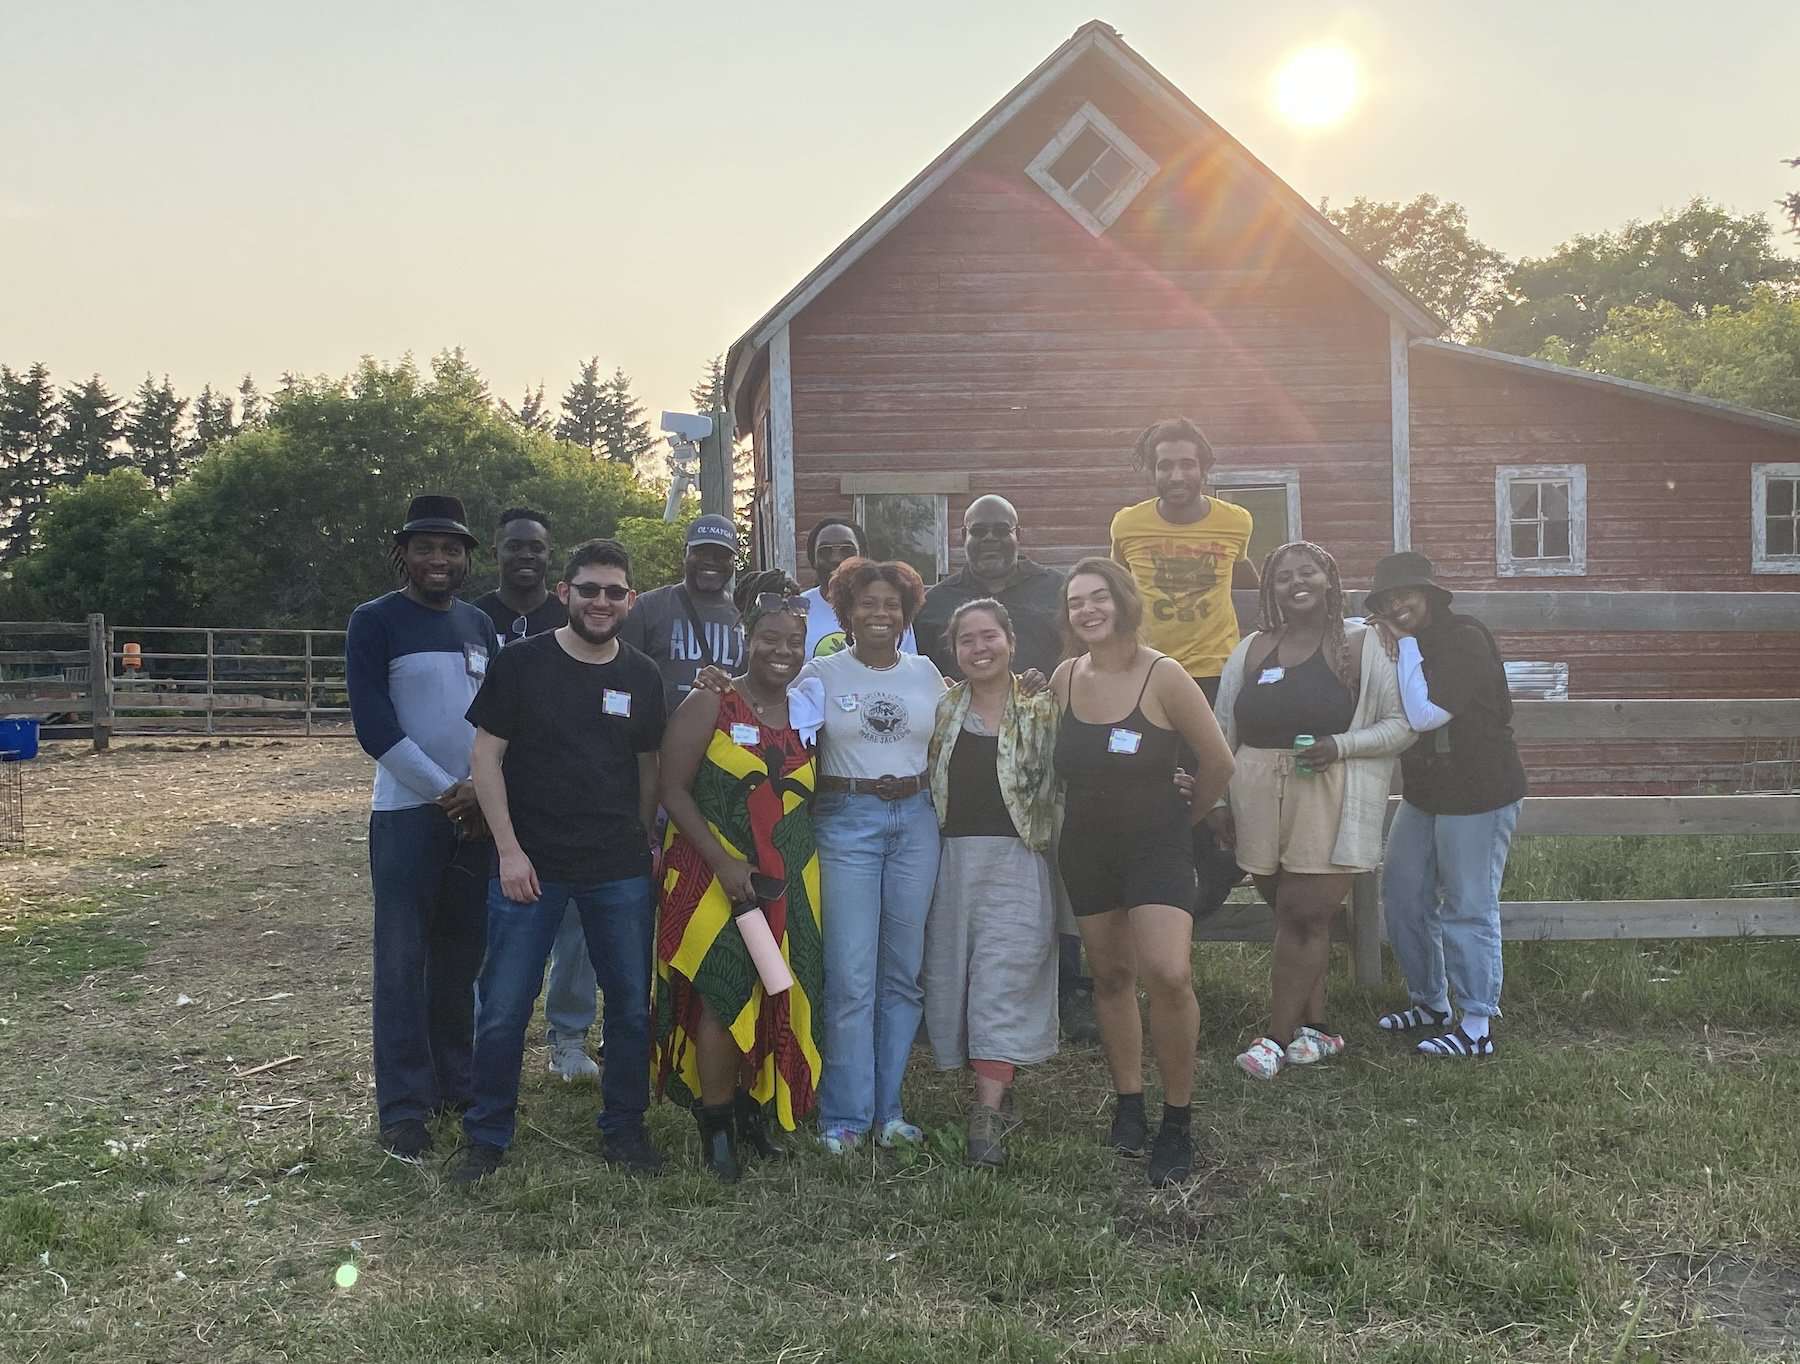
[725,21,1800,786]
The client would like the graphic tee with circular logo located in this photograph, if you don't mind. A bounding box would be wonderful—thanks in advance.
[800,648,944,780]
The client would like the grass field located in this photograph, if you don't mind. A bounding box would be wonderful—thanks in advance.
[3,741,1799,1362]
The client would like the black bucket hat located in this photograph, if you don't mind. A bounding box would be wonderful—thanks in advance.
[394,494,478,548]
[1364,551,1453,616]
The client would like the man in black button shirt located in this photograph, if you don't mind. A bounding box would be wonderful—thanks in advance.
[455,538,668,1181]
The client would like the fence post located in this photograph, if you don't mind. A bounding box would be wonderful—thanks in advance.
[205,629,216,736]
[303,632,314,737]
[1350,871,1382,987]
[87,612,111,753]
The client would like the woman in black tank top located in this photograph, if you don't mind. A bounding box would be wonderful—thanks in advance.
[1050,557,1235,1189]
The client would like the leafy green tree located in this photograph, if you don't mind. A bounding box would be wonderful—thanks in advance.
[1,362,64,561]
[431,347,490,405]
[1784,157,1799,235]
[689,355,726,414]
[124,375,190,490]
[1322,194,1510,340]
[1480,198,1800,361]
[556,357,606,452]
[501,383,553,433]
[54,375,126,482]
[1559,288,1800,420]
[616,509,698,591]
[7,468,188,621]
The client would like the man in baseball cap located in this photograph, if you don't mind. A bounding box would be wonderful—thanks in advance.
[617,514,746,713]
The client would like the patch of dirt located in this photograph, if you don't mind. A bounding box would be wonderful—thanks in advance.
[1646,1250,1800,1355]
[1112,1156,1267,1247]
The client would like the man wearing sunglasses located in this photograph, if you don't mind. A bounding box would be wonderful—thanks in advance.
[456,539,669,1181]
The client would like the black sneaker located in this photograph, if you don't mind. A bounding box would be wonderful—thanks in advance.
[379,1119,432,1157]
[1147,1123,1193,1187]
[601,1127,665,1175]
[449,1141,505,1185]
[1108,1097,1147,1158]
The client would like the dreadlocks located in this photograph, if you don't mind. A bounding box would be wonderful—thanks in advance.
[1129,416,1216,475]
[1255,541,1357,698]
[734,567,801,634]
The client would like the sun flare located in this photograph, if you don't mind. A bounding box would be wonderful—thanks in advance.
[1274,46,1359,129]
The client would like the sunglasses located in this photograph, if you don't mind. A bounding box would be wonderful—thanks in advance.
[752,592,808,616]
[966,521,1017,540]
[570,582,631,601]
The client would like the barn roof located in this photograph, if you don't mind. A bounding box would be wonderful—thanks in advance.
[724,19,1445,426]
[1414,338,1800,440]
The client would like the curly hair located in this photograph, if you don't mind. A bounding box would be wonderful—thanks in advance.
[826,557,926,642]
[1256,541,1356,697]
[734,567,803,635]
[1061,556,1144,654]
[1130,416,1216,475]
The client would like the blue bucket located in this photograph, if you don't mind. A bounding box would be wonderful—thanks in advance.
[0,716,39,761]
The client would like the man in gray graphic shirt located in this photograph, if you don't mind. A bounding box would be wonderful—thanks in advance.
[617,514,745,713]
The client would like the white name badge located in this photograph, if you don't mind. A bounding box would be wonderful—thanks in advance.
[1257,666,1286,685]
[602,689,632,717]
[835,694,859,712]
[1107,727,1142,755]
[464,645,489,678]
[730,722,761,747]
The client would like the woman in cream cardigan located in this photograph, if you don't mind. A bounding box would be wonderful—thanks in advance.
[1207,542,1412,1080]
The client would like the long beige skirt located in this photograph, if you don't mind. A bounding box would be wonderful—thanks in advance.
[922,835,1060,1069]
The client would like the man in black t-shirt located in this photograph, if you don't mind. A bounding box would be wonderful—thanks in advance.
[455,538,668,1181]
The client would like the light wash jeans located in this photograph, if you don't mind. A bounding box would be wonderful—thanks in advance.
[543,904,597,1049]
[1381,798,1522,1020]
[813,789,940,1134]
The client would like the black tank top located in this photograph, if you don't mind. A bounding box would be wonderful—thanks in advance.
[1232,642,1355,749]
[941,730,1019,839]
[1054,657,1186,830]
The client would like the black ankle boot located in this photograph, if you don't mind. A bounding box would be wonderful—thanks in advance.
[695,1102,740,1183]
[734,1089,785,1161]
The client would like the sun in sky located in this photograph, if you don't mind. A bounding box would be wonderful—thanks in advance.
[1274,45,1360,129]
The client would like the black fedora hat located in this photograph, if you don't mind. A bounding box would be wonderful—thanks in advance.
[1364,551,1453,615]
[395,494,478,548]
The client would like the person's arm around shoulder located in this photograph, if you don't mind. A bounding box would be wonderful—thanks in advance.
[1335,625,1416,759]
[1393,634,1454,733]
[658,689,756,904]
[1150,656,1234,821]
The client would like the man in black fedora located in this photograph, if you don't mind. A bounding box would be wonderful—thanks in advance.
[346,494,500,1156]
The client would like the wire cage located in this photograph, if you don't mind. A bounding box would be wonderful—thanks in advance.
[0,758,21,850]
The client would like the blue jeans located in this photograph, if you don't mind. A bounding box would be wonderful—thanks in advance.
[368,805,489,1128]
[813,790,940,1133]
[544,904,597,1048]
[463,874,654,1149]
[1381,799,1521,1019]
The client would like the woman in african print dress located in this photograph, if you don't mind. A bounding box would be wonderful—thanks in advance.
[654,585,823,1182]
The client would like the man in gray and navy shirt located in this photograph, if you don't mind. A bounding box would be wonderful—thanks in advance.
[346,494,499,1158]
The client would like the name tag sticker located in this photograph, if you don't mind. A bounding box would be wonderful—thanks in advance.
[464,645,489,678]
[602,689,632,717]
[1257,666,1285,685]
[835,694,859,712]
[1107,727,1142,755]
[729,722,760,747]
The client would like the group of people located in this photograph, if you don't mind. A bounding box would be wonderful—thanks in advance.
[345,413,1526,1191]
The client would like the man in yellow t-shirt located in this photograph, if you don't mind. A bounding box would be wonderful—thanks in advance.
[1109,416,1259,698]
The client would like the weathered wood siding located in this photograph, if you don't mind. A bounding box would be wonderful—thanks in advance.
[784,49,1396,577]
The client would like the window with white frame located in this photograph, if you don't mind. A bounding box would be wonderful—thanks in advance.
[1026,102,1159,236]
[1752,463,1800,574]
[1495,465,1587,576]
[1215,470,1301,572]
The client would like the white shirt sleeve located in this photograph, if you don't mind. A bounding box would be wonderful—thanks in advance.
[1396,636,1453,733]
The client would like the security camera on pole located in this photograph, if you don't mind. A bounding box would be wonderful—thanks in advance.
[659,411,712,521]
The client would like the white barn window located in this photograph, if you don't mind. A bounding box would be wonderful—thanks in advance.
[1752,463,1800,574]
[1026,102,1159,236]
[1215,469,1302,572]
[1495,465,1587,577]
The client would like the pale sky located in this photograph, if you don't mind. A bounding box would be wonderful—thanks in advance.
[6,0,1796,433]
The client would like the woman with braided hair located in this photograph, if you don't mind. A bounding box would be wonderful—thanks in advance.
[1208,542,1412,1080]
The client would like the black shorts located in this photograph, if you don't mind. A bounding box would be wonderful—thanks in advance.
[1058,817,1197,918]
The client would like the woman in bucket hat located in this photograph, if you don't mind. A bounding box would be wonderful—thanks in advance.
[1363,552,1527,1059]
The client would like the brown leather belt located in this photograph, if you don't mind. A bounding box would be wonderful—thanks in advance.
[816,773,928,800]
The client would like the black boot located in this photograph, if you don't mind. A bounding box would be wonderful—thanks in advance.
[695,1102,740,1183]
[734,1089,785,1161]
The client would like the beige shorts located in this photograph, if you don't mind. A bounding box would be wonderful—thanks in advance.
[1229,745,1367,877]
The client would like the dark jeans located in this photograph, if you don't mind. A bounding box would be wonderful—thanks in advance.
[463,874,654,1149]
[368,805,489,1128]
[1191,673,1246,915]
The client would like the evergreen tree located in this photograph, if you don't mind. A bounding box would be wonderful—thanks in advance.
[500,383,553,433]
[192,384,237,448]
[556,356,606,453]
[689,354,727,414]
[0,362,64,561]
[54,374,125,482]
[597,366,655,467]
[237,374,265,428]
[430,347,490,404]
[125,375,191,491]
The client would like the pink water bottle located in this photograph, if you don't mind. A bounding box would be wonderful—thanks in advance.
[734,873,795,995]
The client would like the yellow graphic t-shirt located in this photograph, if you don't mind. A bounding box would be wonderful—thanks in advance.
[1109,496,1254,679]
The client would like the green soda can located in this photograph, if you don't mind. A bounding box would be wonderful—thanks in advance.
[1293,734,1316,775]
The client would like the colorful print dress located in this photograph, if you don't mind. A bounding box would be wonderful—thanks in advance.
[653,689,823,1129]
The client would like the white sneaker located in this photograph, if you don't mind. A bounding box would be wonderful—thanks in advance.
[548,1042,599,1084]
[1285,1026,1347,1067]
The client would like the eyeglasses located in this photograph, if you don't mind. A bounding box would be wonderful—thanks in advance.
[752,592,808,616]
[510,615,529,640]
[570,582,631,601]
